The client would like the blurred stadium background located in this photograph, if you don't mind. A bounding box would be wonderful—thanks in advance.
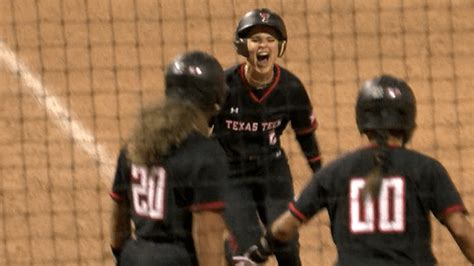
[0,0,473,265]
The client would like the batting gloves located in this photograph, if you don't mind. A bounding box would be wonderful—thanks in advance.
[244,230,280,264]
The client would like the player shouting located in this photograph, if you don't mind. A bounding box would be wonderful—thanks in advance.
[212,8,323,266]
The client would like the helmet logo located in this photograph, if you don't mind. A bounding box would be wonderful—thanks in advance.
[259,11,270,22]
[172,61,202,76]
[386,87,401,98]
[188,66,203,76]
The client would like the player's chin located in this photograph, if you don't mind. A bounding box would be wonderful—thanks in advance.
[254,61,274,74]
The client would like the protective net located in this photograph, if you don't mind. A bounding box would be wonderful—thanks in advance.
[0,0,473,265]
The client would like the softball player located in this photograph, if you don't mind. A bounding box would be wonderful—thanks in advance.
[246,75,474,265]
[110,51,229,266]
[212,8,322,266]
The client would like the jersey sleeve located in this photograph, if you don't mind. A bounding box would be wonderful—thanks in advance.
[295,132,322,173]
[190,141,228,212]
[425,160,467,221]
[290,169,329,222]
[289,78,318,135]
[109,148,130,203]
[288,78,322,172]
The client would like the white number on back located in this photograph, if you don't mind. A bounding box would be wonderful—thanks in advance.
[131,165,167,220]
[349,177,405,234]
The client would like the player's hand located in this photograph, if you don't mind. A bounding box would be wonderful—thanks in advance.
[232,255,260,265]
[111,246,122,266]
[242,232,275,264]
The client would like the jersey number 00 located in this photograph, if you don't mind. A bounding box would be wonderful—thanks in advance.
[349,177,406,234]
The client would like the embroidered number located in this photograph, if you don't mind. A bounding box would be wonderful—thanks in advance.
[269,130,277,145]
[131,165,167,220]
[349,177,405,234]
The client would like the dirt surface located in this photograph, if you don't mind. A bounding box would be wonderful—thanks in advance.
[0,0,473,265]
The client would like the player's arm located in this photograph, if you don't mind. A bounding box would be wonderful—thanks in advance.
[110,199,131,249]
[444,212,474,263]
[271,210,302,241]
[109,194,131,266]
[109,148,132,263]
[289,78,322,173]
[191,141,230,265]
[427,160,473,263]
[244,210,302,264]
[295,132,322,173]
[246,169,327,263]
[193,210,228,266]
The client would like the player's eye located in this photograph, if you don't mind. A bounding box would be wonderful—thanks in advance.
[249,37,261,43]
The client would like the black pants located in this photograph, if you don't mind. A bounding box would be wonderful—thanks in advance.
[119,238,195,266]
[224,153,301,266]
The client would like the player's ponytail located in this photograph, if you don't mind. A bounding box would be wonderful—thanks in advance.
[363,130,391,199]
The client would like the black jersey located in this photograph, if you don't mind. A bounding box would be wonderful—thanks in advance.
[213,63,317,161]
[289,146,466,266]
[110,133,228,242]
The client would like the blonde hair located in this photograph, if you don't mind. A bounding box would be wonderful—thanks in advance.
[128,97,210,166]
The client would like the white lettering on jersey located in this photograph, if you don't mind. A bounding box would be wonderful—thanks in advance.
[349,177,405,234]
[261,120,281,131]
[225,120,259,132]
[224,119,282,132]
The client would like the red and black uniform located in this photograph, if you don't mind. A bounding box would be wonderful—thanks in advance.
[110,133,228,266]
[290,146,467,266]
[212,63,322,265]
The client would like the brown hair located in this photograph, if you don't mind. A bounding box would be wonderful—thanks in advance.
[362,130,392,199]
[127,97,210,167]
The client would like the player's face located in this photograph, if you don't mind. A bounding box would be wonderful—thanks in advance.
[246,26,279,75]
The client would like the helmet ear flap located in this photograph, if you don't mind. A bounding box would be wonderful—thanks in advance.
[278,40,287,57]
[234,38,249,57]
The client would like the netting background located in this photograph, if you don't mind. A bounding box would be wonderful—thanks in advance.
[0,0,473,265]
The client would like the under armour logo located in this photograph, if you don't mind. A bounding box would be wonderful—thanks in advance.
[230,107,239,114]
[260,12,270,22]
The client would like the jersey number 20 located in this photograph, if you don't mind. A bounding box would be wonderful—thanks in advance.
[131,165,167,220]
[349,177,405,234]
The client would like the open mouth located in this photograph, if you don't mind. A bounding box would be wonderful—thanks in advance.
[256,52,270,66]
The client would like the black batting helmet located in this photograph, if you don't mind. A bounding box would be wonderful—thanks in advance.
[356,75,417,144]
[165,51,227,112]
[234,8,287,57]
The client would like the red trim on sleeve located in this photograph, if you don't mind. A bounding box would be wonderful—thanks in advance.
[109,191,123,202]
[226,233,239,253]
[288,202,307,222]
[190,201,225,212]
[308,156,321,163]
[440,204,467,218]
[294,119,318,135]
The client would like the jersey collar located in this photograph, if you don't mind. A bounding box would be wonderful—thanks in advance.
[239,63,281,104]
[368,143,402,148]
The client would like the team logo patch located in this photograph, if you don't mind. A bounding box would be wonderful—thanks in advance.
[260,12,270,22]
[230,107,239,114]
